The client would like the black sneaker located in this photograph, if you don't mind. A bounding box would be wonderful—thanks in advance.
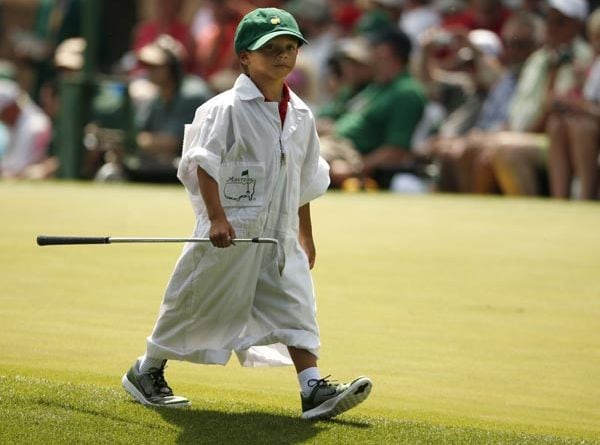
[301,375,372,419]
[121,358,190,408]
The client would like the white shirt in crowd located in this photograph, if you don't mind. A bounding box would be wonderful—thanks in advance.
[1,99,51,177]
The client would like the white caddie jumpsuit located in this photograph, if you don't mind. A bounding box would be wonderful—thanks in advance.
[145,74,330,367]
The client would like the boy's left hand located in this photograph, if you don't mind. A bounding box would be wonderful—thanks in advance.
[299,235,316,269]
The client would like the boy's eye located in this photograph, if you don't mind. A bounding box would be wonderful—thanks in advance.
[258,43,298,55]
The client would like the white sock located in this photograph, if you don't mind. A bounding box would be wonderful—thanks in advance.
[298,367,321,396]
[139,355,166,373]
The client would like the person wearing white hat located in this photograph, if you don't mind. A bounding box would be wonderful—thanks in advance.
[400,0,441,46]
[547,0,589,23]
[545,0,589,50]
[483,1,595,197]
[317,37,374,123]
[420,12,543,192]
[123,34,211,182]
[0,79,52,178]
[544,7,600,199]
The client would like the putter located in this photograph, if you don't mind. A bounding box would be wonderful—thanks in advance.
[36,235,285,274]
[36,235,278,246]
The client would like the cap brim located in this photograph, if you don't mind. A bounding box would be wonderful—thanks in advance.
[549,6,586,21]
[247,31,308,51]
[138,46,168,66]
[54,52,84,70]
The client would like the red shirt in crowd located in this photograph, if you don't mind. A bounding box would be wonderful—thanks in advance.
[443,6,512,36]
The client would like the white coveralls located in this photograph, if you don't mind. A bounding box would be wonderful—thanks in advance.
[145,74,330,367]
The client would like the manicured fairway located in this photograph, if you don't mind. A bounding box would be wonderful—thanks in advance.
[1,181,599,444]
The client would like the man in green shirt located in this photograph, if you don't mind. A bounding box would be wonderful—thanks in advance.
[320,29,427,188]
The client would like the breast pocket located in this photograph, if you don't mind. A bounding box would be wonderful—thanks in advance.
[219,162,265,207]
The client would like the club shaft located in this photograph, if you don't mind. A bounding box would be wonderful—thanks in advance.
[109,237,276,244]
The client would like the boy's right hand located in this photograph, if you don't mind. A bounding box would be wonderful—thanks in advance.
[209,217,237,248]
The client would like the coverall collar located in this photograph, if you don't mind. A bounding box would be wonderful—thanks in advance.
[234,74,310,113]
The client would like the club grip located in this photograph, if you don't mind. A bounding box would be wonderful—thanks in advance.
[37,235,110,246]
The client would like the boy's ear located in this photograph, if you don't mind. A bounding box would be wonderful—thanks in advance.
[239,50,251,66]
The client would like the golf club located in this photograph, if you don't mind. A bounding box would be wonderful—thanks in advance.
[36,235,279,246]
[36,235,285,274]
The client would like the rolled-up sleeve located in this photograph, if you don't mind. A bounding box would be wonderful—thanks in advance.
[177,106,228,196]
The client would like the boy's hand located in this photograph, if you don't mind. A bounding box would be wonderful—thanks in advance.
[298,203,315,269]
[197,167,236,248]
[209,217,237,248]
[299,234,316,269]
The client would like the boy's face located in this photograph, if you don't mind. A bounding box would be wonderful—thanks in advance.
[241,35,299,82]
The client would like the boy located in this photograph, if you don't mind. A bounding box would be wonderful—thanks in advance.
[122,7,372,420]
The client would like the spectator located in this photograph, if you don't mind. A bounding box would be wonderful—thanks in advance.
[370,0,404,23]
[514,0,547,16]
[507,0,592,133]
[50,37,136,179]
[420,27,504,134]
[415,18,507,129]
[442,0,512,36]
[399,0,442,46]
[285,57,320,109]
[329,0,364,35]
[317,37,374,122]
[354,1,398,36]
[193,0,241,80]
[8,0,82,100]
[489,0,594,196]
[119,35,211,183]
[422,13,543,192]
[0,79,52,178]
[544,6,600,199]
[131,0,195,73]
[26,76,60,179]
[319,29,426,189]
[8,0,136,95]
[286,0,338,106]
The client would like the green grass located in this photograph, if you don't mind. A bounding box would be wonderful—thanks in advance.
[1,181,599,444]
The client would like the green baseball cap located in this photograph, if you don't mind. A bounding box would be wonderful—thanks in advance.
[234,8,308,54]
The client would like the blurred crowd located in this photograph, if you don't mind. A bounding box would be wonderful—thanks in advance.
[0,0,599,200]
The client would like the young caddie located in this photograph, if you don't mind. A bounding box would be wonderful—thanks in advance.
[122,7,372,419]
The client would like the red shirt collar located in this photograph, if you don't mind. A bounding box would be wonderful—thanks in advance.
[278,83,290,128]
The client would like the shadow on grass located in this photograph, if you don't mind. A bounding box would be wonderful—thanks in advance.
[156,406,371,445]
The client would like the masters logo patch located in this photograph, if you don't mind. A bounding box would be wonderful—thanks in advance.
[219,163,265,207]
[224,170,256,202]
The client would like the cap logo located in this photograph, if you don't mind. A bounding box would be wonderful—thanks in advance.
[270,17,281,25]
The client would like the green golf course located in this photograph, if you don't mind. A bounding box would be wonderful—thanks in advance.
[1,181,599,444]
